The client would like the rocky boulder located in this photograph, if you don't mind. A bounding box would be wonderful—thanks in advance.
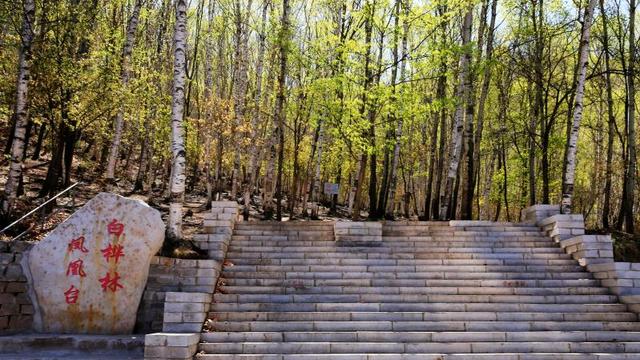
[24,192,164,334]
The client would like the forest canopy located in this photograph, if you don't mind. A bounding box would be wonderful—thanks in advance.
[0,0,638,237]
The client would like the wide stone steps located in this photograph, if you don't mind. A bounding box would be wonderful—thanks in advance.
[222,264,585,272]
[200,221,638,358]
[210,320,640,332]
[227,258,580,266]
[213,311,635,322]
[230,240,559,247]
[226,252,573,260]
[223,278,602,287]
[211,302,628,313]
[222,271,593,280]
[197,341,640,354]
[218,285,609,295]
[195,354,640,359]
[201,330,640,343]
[227,247,566,253]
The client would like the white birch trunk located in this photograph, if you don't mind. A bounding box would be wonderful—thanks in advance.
[105,0,143,182]
[561,0,597,214]
[439,6,473,220]
[1,0,35,217]
[309,121,324,218]
[167,0,188,240]
[204,0,216,206]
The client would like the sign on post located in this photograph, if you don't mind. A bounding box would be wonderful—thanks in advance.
[324,183,339,195]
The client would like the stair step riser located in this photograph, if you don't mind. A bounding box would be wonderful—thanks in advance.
[210,303,627,313]
[228,258,579,266]
[219,286,609,296]
[227,247,566,254]
[222,279,601,288]
[213,294,617,304]
[223,265,584,273]
[223,271,593,280]
[195,354,640,360]
[198,341,640,354]
[212,321,640,332]
[201,331,640,343]
[212,312,636,322]
[226,253,572,260]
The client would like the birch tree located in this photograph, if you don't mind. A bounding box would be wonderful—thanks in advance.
[439,4,473,220]
[167,0,188,240]
[561,0,597,214]
[622,0,636,232]
[1,0,35,218]
[105,0,144,183]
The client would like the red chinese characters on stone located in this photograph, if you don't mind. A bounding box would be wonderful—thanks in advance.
[107,219,125,237]
[101,243,125,263]
[64,285,80,304]
[66,259,87,277]
[68,236,89,253]
[99,271,124,292]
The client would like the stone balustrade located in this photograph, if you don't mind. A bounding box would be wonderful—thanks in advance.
[524,204,640,314]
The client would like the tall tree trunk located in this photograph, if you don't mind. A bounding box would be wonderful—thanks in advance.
[561,0,597,214]
[351,0,375,220]
[385,0,409,219]
[230,0,253,199]
[309,122,324,219]
[1,0,35,218]
[242,0,270,219]
[439,4,473,220]
[203,0,216,207]
[471,0,497,213]
[31,122,46,160]
[600,0,615,229]
[167,0,188,240]
[623,0,637,232]
[105,0,143,183]
[275,0,290,221]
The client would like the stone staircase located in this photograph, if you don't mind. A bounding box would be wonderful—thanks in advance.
[196,221,640,359]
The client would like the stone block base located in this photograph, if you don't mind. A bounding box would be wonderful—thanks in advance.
[144,333,199,360]
[335,222,382,245]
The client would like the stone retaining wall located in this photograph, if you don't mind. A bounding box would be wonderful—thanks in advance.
[136,256,218,333]
[144,333,199,360]
[162,292,211,333]
[526,204,640,314]
[0,241,33,334]
[143,201,239,359]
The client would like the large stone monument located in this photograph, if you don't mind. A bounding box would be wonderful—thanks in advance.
[23,193,164,334]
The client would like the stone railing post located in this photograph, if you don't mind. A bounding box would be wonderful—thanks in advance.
[520,204,561,225]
